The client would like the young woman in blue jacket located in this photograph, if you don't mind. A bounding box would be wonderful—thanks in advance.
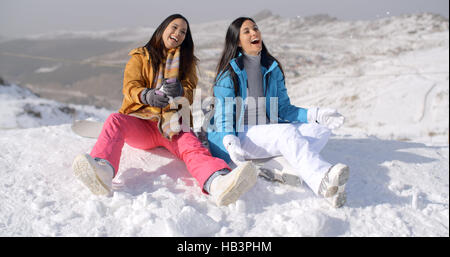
[207,17,350,208]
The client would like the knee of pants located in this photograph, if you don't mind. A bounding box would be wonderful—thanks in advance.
[275,124,307,148]
[278,124,300,139]
[103,113,136,138]
[297,123,331,140]
[105,113,125,127]
[316,126,331,141]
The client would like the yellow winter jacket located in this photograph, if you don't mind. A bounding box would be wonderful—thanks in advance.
[118,47,197,120]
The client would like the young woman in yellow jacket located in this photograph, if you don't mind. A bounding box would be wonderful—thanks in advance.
[72,14,258,206]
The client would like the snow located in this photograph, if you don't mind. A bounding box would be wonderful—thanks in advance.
[0,13,448,237]
[0,84,111,130]
[291,43,449,144]
[34,64,61,74]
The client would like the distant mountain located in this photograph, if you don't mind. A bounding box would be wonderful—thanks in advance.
[253,9,278,21]
[0,38,131,109]
[0,12,448,110]
[24,27,155,43]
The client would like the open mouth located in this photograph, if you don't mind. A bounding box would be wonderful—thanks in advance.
[251,39,260,45]
[170,35,178,43]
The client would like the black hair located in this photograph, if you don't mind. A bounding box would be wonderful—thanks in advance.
[144,14,198,86]
[214,17,284,95]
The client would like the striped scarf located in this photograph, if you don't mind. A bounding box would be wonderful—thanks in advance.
[154,47,180,90]
[156,47,185,140]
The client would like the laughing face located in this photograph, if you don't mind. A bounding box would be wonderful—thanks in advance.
[162,18,187,49]
[238,19,262,56]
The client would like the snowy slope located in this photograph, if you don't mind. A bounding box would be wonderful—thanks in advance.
[0,121,447,236]
[0,13,448,236]
[289,39,449,144]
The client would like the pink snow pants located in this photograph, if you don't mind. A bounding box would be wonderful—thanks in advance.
[90,113,230,193]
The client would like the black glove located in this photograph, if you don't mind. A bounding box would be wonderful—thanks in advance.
[160,78,184,98]
[140,88,169,108]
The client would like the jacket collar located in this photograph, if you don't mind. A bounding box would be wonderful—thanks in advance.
[128,47,150,61]
[231,51,278,74]
[128,46,180,62]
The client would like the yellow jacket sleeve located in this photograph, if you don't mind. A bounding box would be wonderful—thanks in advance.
[122,54,148,105]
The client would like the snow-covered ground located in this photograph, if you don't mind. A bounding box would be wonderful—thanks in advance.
[0,84,111,130]
[0,13,448,237]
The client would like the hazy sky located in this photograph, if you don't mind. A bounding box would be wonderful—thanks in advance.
[1,0,448,38]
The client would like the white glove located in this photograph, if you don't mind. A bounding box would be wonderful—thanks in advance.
[307,107,345,130]
[223,134,246,165]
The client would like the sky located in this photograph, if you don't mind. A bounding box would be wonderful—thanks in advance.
[0,0,449,38]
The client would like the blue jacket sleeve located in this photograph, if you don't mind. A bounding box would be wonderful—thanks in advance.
[274,68,308,123]
[207,75,236,164]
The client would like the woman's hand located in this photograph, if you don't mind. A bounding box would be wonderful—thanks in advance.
[140,88,170,108]
[223,134,246,166]
[160,78,184,98]
[307,107,345,130]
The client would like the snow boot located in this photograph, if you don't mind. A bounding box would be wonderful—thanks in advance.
[72,154,114,196]
[318,163,349,207]
[329,188,347,208]
[210,161,258,206]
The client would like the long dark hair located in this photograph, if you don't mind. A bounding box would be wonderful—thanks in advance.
[214,17,284,94]
[144,14,198,86]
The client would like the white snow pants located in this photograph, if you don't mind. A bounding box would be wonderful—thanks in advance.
[238,123,332,195]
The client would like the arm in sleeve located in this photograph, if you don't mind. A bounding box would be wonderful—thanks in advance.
[207,75,237,164]
[122,55,148,104]
[274,68,308,123]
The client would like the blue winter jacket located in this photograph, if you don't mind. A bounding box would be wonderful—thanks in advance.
[207,53,309,163]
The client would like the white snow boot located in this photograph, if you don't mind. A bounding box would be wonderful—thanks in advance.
[210,161,258,206]
[318,163,349,208]
[72,154,114,196]
[328,187,347,209]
